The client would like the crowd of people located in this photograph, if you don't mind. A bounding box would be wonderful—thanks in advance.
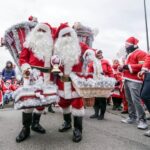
[0,61,21,108]
[1,16,150,144]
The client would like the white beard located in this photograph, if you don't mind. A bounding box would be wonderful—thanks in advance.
[54,36,81,75]
[24,30,53,61]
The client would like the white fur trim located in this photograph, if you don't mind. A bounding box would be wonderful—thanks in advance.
[142,67,149,72]
[128,65,133,73]
[58,90,80,99]
[72,107,85,117]
[21,63,31,72]
[64,82,72,99]
[23,108,34,113]
[23,78,30,85]
[62,106,71,114]
[58,27,74,38]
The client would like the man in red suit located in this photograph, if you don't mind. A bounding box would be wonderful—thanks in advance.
[16,23,54,142]
[53,23,89,142]
[89,50,114,120]
[120,37,148,130]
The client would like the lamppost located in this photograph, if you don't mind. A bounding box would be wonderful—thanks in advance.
[144,0,149,52]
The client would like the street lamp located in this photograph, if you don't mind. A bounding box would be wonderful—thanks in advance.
[144,0,149,52]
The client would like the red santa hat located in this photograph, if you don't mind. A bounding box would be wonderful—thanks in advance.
[28,16,38,22]
[54,22,74,39]
[125,37,139,47]
[35,23,54,37]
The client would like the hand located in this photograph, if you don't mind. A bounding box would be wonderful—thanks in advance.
[23,69,31,77]
[122,65,129,70]
[118,66,124,72]
[115,81,120,86]
[137,70,145,80]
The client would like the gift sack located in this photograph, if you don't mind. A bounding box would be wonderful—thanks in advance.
[13,84,59,109]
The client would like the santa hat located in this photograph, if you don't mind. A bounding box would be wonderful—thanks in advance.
[35,23,53,36]
[28,16,38,22]
[54,22,74,39]
[126,37,139,47]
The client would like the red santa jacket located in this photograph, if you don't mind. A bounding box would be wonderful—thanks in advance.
[123,49,147,83]
[88,58,114,77]
[57,42,89,99]
[142,54,150,71]
[19,48,44,69]
[19,48,52,83]
[2,81,16,94]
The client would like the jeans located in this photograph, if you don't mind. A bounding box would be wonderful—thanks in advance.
[124,80,146,121]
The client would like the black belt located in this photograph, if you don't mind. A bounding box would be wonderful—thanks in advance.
[31,66,51,73]
[59,76,71,82]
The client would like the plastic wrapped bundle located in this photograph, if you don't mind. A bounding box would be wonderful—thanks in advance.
[13,84,59,109]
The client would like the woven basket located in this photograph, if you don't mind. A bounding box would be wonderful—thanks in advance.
[73,82,113,98]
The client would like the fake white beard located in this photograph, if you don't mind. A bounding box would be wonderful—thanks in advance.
[24,31,53,61]
[54,36,81,75]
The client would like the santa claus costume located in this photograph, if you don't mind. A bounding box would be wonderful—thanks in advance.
[121,37,148,130]
[53,23,89,142]
[16,23,54,143]
[111,59,123,111]
[2,79,16,104]
[88,50,114,120]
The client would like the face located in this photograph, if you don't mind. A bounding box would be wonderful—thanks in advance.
[62,32,71,37]
[7,63,12,67]
[113,60,119,66]
[96,51,103,59]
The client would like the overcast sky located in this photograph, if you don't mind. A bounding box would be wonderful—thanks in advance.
[0,0,150,70]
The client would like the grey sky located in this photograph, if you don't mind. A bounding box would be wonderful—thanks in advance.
[0,0,150,69]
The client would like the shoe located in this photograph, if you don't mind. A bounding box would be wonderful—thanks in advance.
[31,123,46,133]
[97,114,104,120]
[121,117,137,124]
[72,117,82,143]
[144,130,150,137]
[59,121,72,132]
[16,112,32,143]
[31,113,46,134]
[90,114,98,119]
[59,113,72,132]
[112,105,117,110]
[16,127,30,143]
[121,110,128,114]
[117,106,122,111]
[137,121,148,130]
[72,128,82,143]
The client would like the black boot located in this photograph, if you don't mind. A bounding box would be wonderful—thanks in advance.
[72,116,82,143]
[48,104,55,113]
[59,113,72,132]
[97,98,106,120]
[90,106,99,119]
[16,112,32,143]
[97,113,104,120]
[31,113,46,134]
[90,99,100,119]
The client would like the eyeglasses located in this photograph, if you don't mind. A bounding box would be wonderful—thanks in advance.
[37,28,46,33]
